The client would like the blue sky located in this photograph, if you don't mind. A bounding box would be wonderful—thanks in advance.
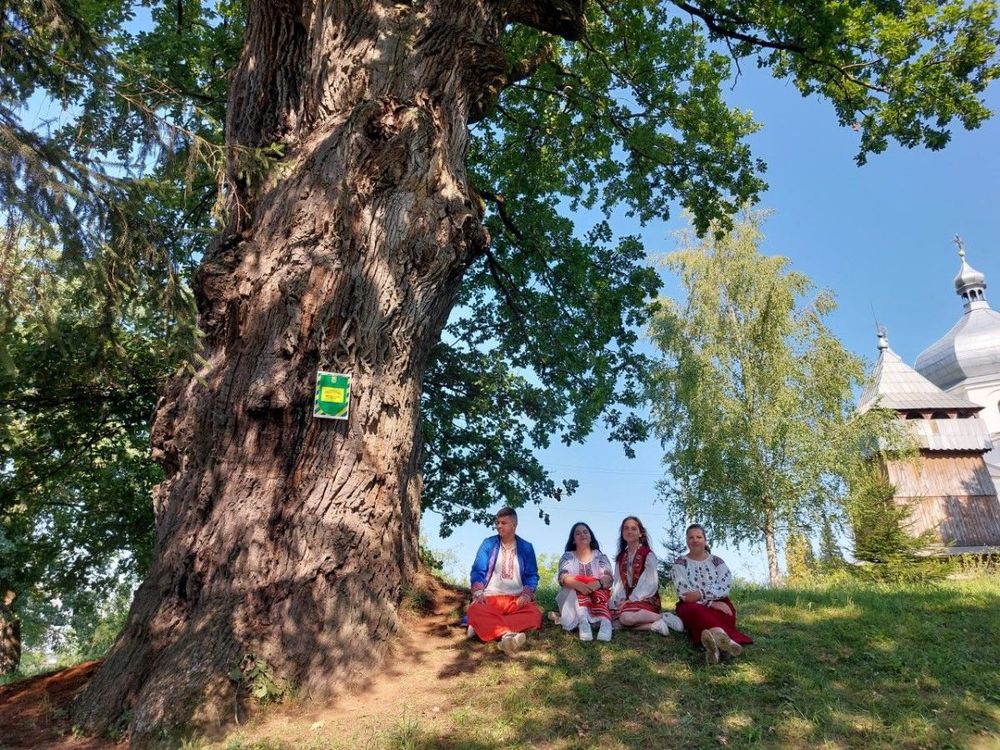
[424,64,1000,584]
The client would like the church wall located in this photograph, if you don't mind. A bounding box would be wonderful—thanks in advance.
[949,382,1000,437]
[948,383,1000,479]
[886,452,996,496]
[886,452,1000,547]
[904,495,1000,546]
[979,386,1000,435]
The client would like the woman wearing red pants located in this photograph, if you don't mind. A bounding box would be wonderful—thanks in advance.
[671,524,753,664]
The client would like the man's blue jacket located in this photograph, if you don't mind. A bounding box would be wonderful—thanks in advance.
[469,534,539,599]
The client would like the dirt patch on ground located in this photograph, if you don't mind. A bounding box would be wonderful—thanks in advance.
[0,660,124,749]
[0,572,493,749]
[203,571,481,747]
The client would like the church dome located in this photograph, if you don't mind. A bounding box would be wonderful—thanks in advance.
[954,255,987,298]
[915,249,1000,391]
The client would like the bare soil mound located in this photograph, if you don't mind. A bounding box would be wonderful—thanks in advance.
[0,660,123,749]
[0,571,474,749]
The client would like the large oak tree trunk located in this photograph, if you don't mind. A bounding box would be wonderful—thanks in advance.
[73,1,504,742]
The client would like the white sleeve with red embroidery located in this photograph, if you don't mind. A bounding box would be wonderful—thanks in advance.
[629,551,660,601]
[609,560,624,609]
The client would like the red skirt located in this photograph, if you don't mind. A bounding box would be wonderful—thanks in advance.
[574,576,612,621]
[617,597,661,616]
[675,597,752,646]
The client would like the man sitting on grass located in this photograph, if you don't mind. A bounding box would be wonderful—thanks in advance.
[467,506,542,655]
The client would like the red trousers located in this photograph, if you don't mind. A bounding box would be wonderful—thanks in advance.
[676,597,753,646]
[468,594,542,642]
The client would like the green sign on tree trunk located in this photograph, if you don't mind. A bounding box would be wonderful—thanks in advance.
[313,371,351,420]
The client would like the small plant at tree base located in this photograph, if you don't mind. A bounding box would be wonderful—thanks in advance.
[228,654,288,709]
[105,709,134,743]
[418,543,444,574]
[402,583,435,614]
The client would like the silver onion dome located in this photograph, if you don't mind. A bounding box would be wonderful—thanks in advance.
[954,249,988,307]
[916,248,1000,391]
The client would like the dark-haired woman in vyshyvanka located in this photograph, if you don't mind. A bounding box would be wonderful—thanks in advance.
[671,524,753,664]
[555,522,615,642]
[610,516,682,635]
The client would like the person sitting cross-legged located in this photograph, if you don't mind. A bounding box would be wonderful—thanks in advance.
[555,522,614,642]
[610,515,684,636]
[467,506,543,655]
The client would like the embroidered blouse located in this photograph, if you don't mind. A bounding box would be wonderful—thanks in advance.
[484,542,525,596]
[556,550,613,585]
[671,554,733,605]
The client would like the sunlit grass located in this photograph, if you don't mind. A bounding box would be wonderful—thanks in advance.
[205,573,999,749]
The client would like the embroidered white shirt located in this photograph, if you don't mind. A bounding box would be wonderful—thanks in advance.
[485,543,524,596]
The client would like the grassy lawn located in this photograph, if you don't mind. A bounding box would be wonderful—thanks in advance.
[221,573,1000,750]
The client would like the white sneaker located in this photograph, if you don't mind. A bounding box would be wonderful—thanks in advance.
[701,628,720,664]
[498,631,526,656]
[547,611,561,625]
[596,619,613,642]
[711,627,742,658]
[662,612,685,632]
[649,617,670,636]
[579,621,593,641]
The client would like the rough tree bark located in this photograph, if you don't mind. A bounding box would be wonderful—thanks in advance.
[0,590,20,676]
[71,0,584,743]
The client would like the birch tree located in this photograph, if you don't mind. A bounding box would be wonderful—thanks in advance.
[649,210,882,583]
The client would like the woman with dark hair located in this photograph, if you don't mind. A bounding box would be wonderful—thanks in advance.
[610,516,681,635]
[671,524,753,664]
[554,522,614,641]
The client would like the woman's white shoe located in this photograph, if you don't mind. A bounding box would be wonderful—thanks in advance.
[596,619,613,642]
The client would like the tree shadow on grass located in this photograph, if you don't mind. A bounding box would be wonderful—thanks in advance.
[422,581,1000,750]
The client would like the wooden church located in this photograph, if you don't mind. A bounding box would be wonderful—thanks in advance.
[858,250,1000,552]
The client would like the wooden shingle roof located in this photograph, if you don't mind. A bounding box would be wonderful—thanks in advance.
[858,334,981,413]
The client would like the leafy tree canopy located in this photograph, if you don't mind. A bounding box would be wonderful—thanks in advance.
[1,0,997,575]
[0,218,161,666]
